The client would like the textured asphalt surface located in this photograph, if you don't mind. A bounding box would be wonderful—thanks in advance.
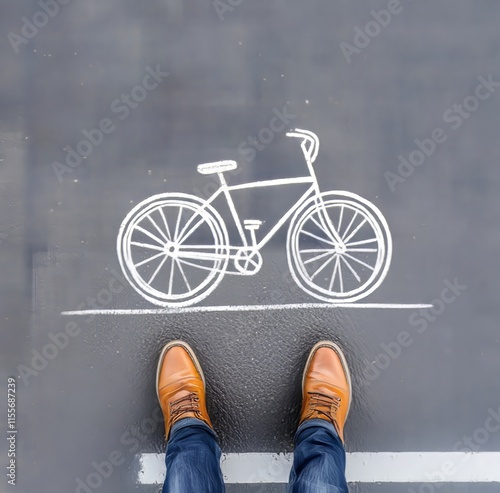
[1,1,500,492]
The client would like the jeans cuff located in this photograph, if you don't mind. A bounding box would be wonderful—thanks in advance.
[169,418,217,441]
[296,419,340,441]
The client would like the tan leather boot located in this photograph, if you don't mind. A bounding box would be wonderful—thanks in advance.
[299,341,352,443]
[156,341,213,439]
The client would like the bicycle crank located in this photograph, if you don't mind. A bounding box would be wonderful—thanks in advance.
[234,248,263,275]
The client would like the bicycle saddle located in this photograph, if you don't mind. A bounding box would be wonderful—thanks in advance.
[197,160,237,175]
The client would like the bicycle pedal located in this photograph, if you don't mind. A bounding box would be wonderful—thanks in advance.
[244,220,263,231]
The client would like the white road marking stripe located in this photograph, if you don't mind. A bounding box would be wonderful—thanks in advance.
[138,452,500,484]
[61,302,433,316]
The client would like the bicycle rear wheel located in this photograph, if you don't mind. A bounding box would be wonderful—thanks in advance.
[117,193,229,307]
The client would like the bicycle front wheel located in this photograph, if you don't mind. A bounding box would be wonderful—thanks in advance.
[117,193,229,307]
[287,191,392,303]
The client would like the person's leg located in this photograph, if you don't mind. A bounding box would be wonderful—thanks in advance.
[157,341,225,493]
[287,419,347,493]
[162,418,224,493]
[287,341,351,493]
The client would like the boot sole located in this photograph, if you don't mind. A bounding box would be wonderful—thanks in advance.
[302,340,353,419]
[156,340,206,403]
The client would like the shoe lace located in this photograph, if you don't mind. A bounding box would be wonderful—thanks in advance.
[307,391,341,421]
[170,392,202,422]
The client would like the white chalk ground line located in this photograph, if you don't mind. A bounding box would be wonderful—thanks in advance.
[138,452,500,484]
[61,302,434,316]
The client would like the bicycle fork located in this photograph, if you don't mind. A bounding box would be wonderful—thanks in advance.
[290,132,346,253]
[314,193,347,253]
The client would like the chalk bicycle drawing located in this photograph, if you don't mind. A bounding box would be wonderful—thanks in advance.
[117,129,392,307]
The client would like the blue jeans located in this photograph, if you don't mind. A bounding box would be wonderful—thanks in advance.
[162,418,348,493]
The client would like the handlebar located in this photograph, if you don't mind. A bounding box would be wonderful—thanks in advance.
[286,128,320,164]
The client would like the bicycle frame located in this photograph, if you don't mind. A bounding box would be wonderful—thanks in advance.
[206,174,318,251]
[180,128,345,257]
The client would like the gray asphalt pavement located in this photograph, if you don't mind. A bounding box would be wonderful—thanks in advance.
[1,1,500,492]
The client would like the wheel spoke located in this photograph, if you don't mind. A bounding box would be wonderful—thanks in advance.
[304,250,333,265]
[130,241,164,252]
[300,248,335,254]
[168,257,176,295]
[345,238,378,247]
[310,254,337,281]
[178,217,206,244]
[338,258,344,293]
[158,207,172,240]
[310,214,332,238]
[147,215,169,242]
[134,225,165,246]
[347,248,378,253]
[176,207,203,242]
[148,255,169,285]
[328,255,340,291]
[341,211,359,241]
[134,251,166,268]
[343,218,367,244]
[300,229,336,247]
[340,255,361,283]
[173,208,183,240]
[342,252,375,271]
[175,258,191,292]
[338,205,345,231]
